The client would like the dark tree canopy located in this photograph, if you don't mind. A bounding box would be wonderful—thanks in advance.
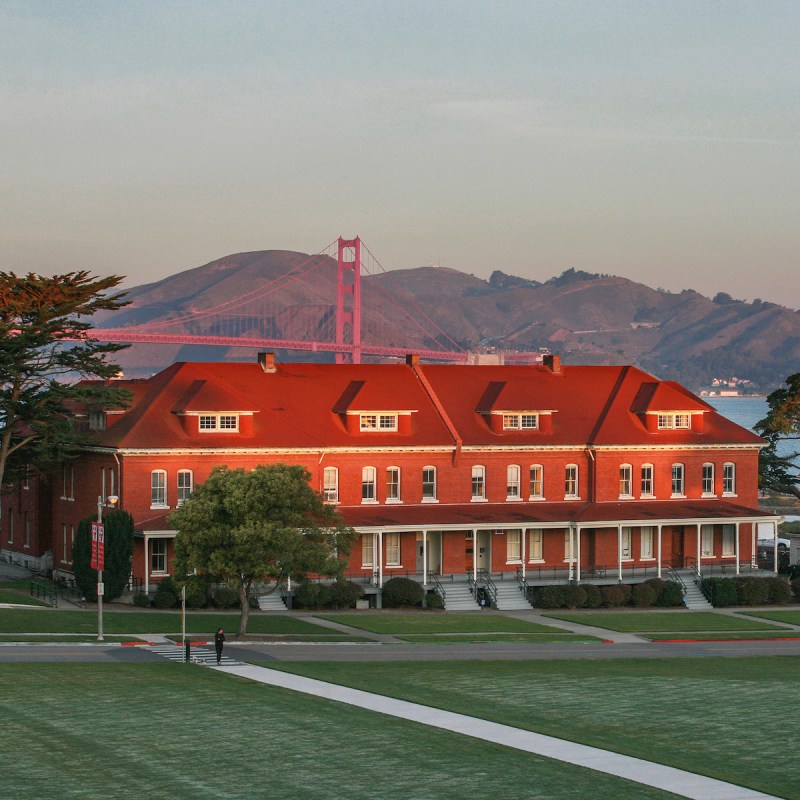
[170,463,355,636]
[0,271,129,488]
[73,510,135,602]
[755,373,800,500]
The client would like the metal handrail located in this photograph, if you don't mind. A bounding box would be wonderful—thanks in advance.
[515,566,529,597]
[466,570,478,598]
[479,569,498,608]
[30,580,57,606]
[428,573,446,604]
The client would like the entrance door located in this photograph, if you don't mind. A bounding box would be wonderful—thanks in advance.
[671,528,684,568]
[584,530,596,572]
[477,531,491,571]
[416,534,424,575]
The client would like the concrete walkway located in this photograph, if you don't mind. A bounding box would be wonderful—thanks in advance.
[214,662,778,800]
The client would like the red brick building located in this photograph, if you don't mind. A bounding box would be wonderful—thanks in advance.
[1,354,779,607]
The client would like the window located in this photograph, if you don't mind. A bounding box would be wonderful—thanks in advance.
[506,530,521,563]
[198,414,239,432]
[619,464,633,498]
[24,513,30,548]
[471,465,486,500]
[361,467,377,503]
[640,464,654,497]
[23,467,30,490]
[529,465,543,499]
[361,535,374,567]
[61,524,67,564]
[386,467,401,502]
[151,539,167,574]
[671,463,684,496]
[564,530,574,560]
[506,465,521,499]
[702,463,715,496]
[723,463,736,495]
[323,467,339,503]
[177,470,193,506]
[701,525,714,557]
[385,532,401,566]
[422,466,437,501]
[528,529,543,561]
[641,526,655,559]
[502,413,539,430]
[7,509,13,544]
[621,527,632,560]
[657,413,691,429]
[564,464,579,498]
[62,465,74,500]
[722,524,736,556]
[89,410,106,430]
[151,470,167,507]
[360,414,398,431]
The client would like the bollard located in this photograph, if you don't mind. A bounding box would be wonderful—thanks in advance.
[184,640,190,663]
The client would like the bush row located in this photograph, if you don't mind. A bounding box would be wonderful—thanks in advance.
[532,579,684,610]
[133,577,253,609]
[706,576,792,607]
[293,580,365,610]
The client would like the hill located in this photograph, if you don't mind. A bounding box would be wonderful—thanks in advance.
[96,251,800,391]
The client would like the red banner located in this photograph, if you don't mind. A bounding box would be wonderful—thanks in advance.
[91,523,105,571]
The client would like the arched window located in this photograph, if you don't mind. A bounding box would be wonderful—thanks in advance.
[323,467,339,503]
[640,464,654,497]
[422,466,437,501]
[151,470,167,508]
[361,467,377,503]
[506,465,521,499]
[529,465,543,499]
[702,463,715,496]
[471,466,486,500]
[671,463,685,497]
[177,470,193,506]
[386,467,401,502]
[619,464,633,498]
[722,463,736,495]
[564,464,579,498]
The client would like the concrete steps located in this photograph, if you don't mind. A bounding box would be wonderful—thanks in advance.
[442,583,480,611]
[257,592,287,611]
[492,583,532,610]
[674,570,714,610]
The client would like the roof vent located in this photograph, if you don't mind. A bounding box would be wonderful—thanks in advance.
[543,354,561,374]
[258,352,276,373]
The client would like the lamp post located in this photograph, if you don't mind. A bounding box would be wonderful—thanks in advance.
[96,494,118,641]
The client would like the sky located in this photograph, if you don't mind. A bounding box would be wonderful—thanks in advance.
[1,1,798,307]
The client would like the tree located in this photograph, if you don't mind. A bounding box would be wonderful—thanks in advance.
[73,510,135,602]
[170,464,355,636]
[0,271,129,488]
[755,373,800,499]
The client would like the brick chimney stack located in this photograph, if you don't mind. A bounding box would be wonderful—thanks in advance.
[406,354,420,366]
[543,354,561,374]
[258,352,277,373]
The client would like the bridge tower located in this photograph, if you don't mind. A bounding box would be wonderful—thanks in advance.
[335,236,362,364]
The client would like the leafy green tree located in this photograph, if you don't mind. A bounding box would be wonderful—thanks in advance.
[0,271,129,488]
[755,373,800,499]
[72,510,135,602]
[170,464,355,636]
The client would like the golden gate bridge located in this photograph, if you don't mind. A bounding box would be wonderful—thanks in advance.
[90,237,543,365]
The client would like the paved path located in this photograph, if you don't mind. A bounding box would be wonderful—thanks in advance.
[213,661,778,800]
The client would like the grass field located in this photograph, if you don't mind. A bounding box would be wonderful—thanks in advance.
[319,612,560,634]
[736,609,800,625]
[1,663,677,800]
[645,631,800,641]
[397,632,601,643]
[0,589,50,606]
[271,656,798,799]
[0,608,332,635]
[0,634,146,642]
[543,610,790,632]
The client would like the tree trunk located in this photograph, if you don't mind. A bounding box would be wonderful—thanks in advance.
[237,582,250,637]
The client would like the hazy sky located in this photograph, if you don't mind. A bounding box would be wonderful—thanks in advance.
[1,1,798,307]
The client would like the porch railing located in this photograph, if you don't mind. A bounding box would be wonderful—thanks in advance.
[479,569,497,608]
[428,573,446,606]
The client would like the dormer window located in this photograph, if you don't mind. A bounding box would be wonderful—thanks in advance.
[502,413,539,430]
[360,414,398,431]
[199,414,239,432]
[657,413,691,430]
[89,411,106,431]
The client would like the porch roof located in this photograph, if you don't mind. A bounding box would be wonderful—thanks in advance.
[339,499,777,530]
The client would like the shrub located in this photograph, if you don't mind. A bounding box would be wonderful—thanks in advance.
[534,586,566,609]
[580,583,602,608]
[658,580,685,607]
[330,580,364,609]
[181,576,209,609]
[562,585,588,609]
[152,577,178,608]
[631,583,657,608]
[601,586,625,607]
[792,578,800,602]
[382,577,425,608]
[766,576,791,605]
[645,578,666,598]
[294,582,333,610]
[707,577,738,608]
[132,592,151,607]
[734,576,770,606]
[425,592,444,609]
[212,585,240,609]
[618,584,633,604]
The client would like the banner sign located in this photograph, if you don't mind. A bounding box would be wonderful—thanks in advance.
[91,523,105,571]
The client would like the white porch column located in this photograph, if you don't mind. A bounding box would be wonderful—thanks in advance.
[696,523,701,576]
[568,526,574,582]
[422,530,428,585]
[143,533,150,596]
[575,525,581,583]
[751,523,757,568]
[472,528,478,581]
[521,527,527,581]
[774,520,779,573]
[617,524,623,582]
[657,524,663,578]
[378,531,384,588]
[735,522,740,575]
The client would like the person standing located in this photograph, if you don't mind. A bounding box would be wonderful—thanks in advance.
[214,628,225,664]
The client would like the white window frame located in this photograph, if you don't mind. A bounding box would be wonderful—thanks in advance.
[657,413,692,430]
[619,464,633,498]
[640,526,655,559]
[528,528,543,562]
[502,413,539,430]
[621,526,632,560]
[722,524,736,557]
[151,538,168,574]
[198,414,239,432]
[177,470,193,506]
[361,467,377,503]
[723,462,736,496]
[506,464,521,500]
[385,532,401,566]
[386,467,401,503]
[471,465,486,501]
[151,470,168,508]
[701,524,715,557]
[323,467,339,503]
[506,530,522,563]
[422,466,437,502]
[24,513,30,549]
[640,464,654,498]
[529,465,544,500]
[361,535,374,568]
[702,463,715,497]
[360,413,398,431]
[62,465,74,501]
[671,463,685,497]
[564,464,579,499]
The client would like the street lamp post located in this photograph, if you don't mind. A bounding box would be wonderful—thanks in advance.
[96,494,118,642]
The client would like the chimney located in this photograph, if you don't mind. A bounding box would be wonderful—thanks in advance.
[258,352,276,373]
[406,354,420,366]
[543,354,561,374]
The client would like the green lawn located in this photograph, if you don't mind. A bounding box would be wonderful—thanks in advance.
[0,634,147,642]
[645,631,800,641]
[543,610,789,632]
[0,608,332,635]
[271,657,798,799]
[0,663,676,800]
[318,612,560,634]
[0,589,50,606]
[397,632,602,643]
[735,609,800,625]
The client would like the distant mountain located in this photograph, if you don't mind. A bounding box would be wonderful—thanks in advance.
[97,251,800,390]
